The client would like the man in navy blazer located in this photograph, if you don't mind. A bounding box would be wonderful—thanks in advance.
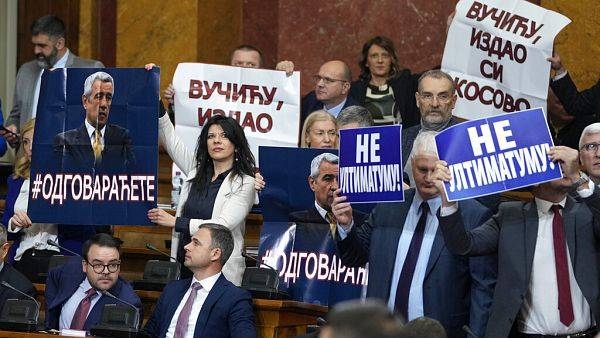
[45,233,142,331]
[53,71,134,172]
[300,60,360,128]
[143,223,256,338]
[332,131,496,338]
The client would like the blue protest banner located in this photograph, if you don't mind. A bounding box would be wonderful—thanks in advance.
[258,146,370,306]
[338,125,404,203]
[28,68,159,225]
[435,107,562,201]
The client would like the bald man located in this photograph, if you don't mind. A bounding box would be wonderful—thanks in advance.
[300,60,360,127]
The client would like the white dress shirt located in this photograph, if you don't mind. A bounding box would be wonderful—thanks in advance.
[517,197,592,334]
[31,50,70,118]
[85,119,106,150]
[166,272,221,338]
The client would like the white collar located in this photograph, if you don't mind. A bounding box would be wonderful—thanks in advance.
[192,272,221,292]
[85,119,106,139]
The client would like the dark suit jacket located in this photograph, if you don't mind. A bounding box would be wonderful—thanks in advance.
[53,123,135,173]
[45,258,143,331]
[349,69,421,129]
[143,274,257,338]
[300,92,361,128]
[551,73,600,120]
[438,193,600,338]
[337,189,496,338]
[289,205,367,227]
[0,263,37,313]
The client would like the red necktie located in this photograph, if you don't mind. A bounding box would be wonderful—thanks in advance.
[70,288,97,330]
[550,204,574,326]
[173,282,202,338]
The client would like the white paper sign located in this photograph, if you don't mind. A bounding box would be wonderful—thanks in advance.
[172,63,301,161]
[442,0,570,120]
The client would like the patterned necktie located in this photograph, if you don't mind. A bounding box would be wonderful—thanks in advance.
[92,129,102,161]
[550,204,574,326]
[173,282,202,338]
[394,201,429,320]
[326,211,337,237]
[70,288,97,330]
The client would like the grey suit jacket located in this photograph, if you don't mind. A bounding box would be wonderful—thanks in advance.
[7,51,104,130]
[438,193,600,338]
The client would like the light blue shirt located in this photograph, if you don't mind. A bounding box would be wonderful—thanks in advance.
[386,194,441,319]
[59,277,102,330]
[324,98,347,117]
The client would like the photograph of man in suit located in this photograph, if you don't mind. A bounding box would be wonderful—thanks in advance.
[436,145,600,338]
[44,233,142,331]
[53,71,135,172]
[331,131,496,338]
[289,152,366,236]
[143,223,256,338]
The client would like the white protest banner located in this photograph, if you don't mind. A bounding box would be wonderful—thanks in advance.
[442,0,570,120]
[172,63,300,161]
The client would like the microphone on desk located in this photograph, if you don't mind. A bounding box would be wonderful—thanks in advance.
[46,239,81,257]
[241,251,287,300]
[90,290,140,337]
[145,243,178,262]
[462,325,478,337]
[0,281,40,332]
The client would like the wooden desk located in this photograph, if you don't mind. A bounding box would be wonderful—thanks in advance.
[34,284,326,338]
[0,332,77,338]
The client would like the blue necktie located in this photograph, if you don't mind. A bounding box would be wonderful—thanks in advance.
[394,201,429,320]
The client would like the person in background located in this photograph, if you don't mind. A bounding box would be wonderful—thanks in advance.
[349,36,421,127]
[336,105,374,130]
[0,99,7,155]
[148,104,255,286]
[300,110,338,149]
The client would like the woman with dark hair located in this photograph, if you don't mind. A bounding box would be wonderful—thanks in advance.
[148,108,256,285]
[349,36,421,128]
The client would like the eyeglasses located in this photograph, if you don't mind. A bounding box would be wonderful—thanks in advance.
[581,142,600,152]
[418,92,453,104]
[86,260,121,274]
[312,75,347,85]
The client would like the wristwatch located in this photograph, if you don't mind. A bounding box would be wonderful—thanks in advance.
[570,171,590,191]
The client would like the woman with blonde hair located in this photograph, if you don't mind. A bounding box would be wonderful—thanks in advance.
[300,110,338,148]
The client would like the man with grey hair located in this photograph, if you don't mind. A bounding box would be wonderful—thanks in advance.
[290,153,366,234]
[54,71,134,171]
[0,224,37,315]
[579,123,600,184]
[144,223,257,338]
[337,105,374,130]
[2,15,103,145]
[332,131,496,337]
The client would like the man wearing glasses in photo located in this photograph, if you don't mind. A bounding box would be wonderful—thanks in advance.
[44,233,142,331]
[300,60,360,128]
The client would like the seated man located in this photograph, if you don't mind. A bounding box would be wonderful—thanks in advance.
[0,224,36,313]
[45,233,142,331]
[143,223,256,338]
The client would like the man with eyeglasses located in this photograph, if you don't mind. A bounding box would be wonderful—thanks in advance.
[402,70,499,212]
[300,60,361,128]
[578,123,600,185]
[44,233,142,331]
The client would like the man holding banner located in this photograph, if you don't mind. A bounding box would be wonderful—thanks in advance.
[332,131,496,338]
[436,145,600,338]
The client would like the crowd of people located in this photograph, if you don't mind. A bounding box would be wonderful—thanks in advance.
[0,10,599,338]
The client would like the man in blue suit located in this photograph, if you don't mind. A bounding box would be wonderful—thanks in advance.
[45,233,142,331]
[143,223,256,338]
[331,131,496,338]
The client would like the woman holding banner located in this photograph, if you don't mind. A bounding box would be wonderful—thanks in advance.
[148,106,256,285]
[3,119,96,282]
